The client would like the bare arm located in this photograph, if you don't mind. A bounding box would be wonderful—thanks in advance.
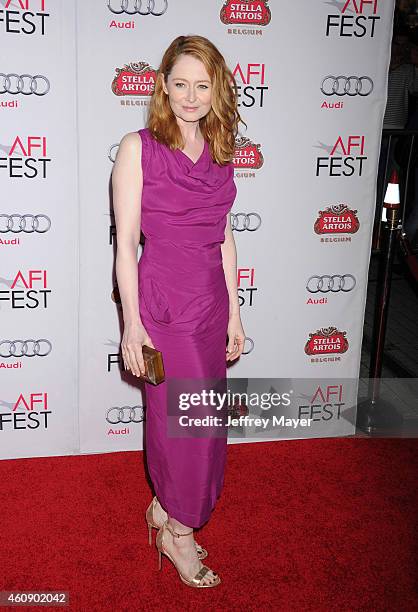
[111,131,154,376]
[221,212,240,316]
[112,131,143,326]
[221,213,245,361]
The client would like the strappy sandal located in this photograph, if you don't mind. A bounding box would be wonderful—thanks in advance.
[145,496,208,560]
[155,520,221,588]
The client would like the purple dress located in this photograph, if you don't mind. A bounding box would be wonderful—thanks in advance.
[137,127,237,528]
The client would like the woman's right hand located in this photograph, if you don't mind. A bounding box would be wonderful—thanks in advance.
[121,322,155,377]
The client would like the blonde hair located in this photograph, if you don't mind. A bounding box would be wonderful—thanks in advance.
[147,34,246,165]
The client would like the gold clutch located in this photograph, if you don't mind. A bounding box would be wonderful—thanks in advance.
[141,345,165,385]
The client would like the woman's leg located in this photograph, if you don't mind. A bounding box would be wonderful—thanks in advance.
[144,328,228,528]
[162,515,218,586]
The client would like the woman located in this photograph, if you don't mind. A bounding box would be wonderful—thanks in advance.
[112,35,246,588]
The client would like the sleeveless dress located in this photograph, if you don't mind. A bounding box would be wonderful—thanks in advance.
[137,127,237,528]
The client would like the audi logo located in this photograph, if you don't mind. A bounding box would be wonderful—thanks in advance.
[0,74,50,96]
[109,144,118,163]
[107,0,168,15]
[321,76,374,97]
[0,339,52,358]
[306,274,356,293]
[231,213,261,232]
[106,405,144,424]
[242,337,254,355]
[0,214,51,233]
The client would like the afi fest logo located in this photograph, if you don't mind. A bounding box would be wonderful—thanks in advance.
[0,0,49,35]
[233,63,268,107]
[0,393,50,431]
[220,0,271,34]
[0,135,50,178]
[237,268,257,307]
[298,384,347,423]
[106,339,125,372]
[304,326,349,362]
[0,270,50,309]
[315,135,367,177]
[108,0,168,30]
[314,204,360,237]
[233,136,264,170]
[325,0,381,38]
[112,61,156,107]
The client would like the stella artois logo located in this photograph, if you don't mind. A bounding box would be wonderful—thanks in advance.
[111,62,156,97]
[234,136,264,169]
[314,204,360,235]
[220,0,271,26]
[304,327,349,356]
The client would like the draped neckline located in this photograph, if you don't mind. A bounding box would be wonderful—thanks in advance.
[175,138,208,168]
[143,128,229,187]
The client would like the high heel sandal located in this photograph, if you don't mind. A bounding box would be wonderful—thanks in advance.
[145,496,208,560]
[155,520,221,588]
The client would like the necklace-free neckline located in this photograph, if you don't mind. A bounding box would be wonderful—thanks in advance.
[176,139,207,166]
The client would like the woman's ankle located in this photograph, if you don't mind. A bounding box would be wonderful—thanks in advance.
[167,517,194,537]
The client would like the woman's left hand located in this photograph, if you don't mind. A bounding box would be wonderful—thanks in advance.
[226,312,246,361]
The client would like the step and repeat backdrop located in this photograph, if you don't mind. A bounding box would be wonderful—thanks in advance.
[1,0,395,460]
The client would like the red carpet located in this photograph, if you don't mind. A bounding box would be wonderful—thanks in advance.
[1,438,417,611]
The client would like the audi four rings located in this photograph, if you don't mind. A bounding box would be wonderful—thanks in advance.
[107,0,168,15]
[231,213,262,232]
[320,76,374,96]
[0,214,51,233]
[0,74,50,96]
[306,275,356,293]
[109,144,119,163]
[242,337,254,355]
[106,406,144,424]
[0,340,52,358]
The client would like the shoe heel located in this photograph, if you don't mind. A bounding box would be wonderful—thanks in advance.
[147,522,153,546]
[158,549,162,571]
